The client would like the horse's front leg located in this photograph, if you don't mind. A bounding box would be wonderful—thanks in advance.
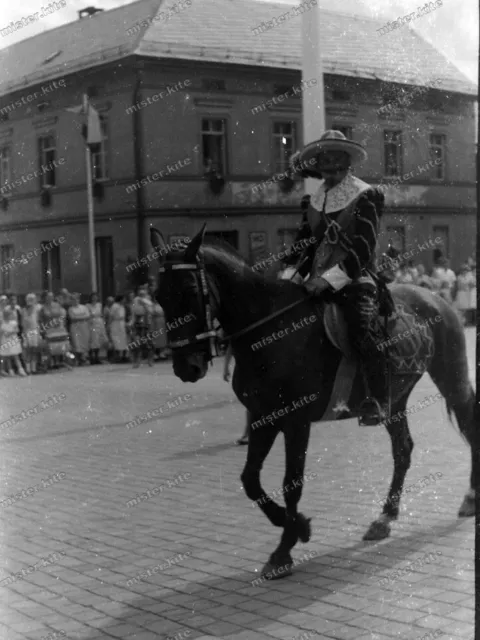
[240,421,286,528]
[364,409,414,541]
[261,418,312,580]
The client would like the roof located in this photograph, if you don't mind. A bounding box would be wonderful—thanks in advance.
[0,0,162,96]
[0,0,476,98]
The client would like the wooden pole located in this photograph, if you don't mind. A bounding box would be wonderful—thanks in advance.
[301,2,325,196]
[83,93,97,293]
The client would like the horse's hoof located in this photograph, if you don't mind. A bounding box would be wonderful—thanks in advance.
[363,520,391,541]
[458,495,475,517]
[261,555,293,580]
[296,513,312,543]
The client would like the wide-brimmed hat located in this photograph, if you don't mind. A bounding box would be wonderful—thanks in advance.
[297,130,368,177]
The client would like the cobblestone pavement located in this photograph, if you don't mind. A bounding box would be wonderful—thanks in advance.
[0,329,475,640]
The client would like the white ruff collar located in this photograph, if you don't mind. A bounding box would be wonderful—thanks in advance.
[311,173,371,214]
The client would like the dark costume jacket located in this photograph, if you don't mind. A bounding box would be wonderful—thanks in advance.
[284,173,385,291]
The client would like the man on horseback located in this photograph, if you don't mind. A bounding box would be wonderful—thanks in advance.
[286,130,389,426]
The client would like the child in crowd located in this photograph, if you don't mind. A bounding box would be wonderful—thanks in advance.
[0,307,26,376]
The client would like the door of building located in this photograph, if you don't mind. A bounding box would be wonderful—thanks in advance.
[95,236,115,299]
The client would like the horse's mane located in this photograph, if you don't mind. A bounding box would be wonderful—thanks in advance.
[203,238,251,269]
[207,238,305,292]
[200,239,271,287]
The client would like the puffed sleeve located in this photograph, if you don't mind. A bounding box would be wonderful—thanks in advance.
[341,191,382,280]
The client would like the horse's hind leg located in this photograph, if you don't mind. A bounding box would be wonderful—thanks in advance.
[364,398,414,541]
[261,420,312,579]
[428,350,475,517]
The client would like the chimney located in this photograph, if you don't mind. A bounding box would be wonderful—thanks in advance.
[78,6,104,19]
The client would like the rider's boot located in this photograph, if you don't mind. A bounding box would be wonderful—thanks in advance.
[358,344,389,426]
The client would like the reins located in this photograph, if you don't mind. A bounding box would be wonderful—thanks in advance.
[158,250,315,351]
[220,297,309,343]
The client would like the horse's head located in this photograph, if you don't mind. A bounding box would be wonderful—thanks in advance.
[150,225,214,383]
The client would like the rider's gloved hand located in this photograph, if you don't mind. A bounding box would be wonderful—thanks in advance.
[304,277,331,296]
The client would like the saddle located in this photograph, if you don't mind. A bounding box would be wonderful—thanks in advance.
[321,298,436,421]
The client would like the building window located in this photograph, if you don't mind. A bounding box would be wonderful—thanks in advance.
[273,121,296,174]
[433,225,449,260]
[277,229,298,255]
[429,134,445,179]
[202,79,226,92]
[0,146,11,193]
[332,88,351,102]
[273,84,292,96]
[41,241,61,291]
[0,244,14,291]
[333,126,353,140]
[386,226,406,254]
[38,135,56,187]
[384,130,403,177]
[92,114,109,181]
[202,118,227,174]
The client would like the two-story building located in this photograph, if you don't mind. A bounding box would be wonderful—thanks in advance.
[0,0,476,297]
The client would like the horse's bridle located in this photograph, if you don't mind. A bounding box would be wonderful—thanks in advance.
[158,253,309,357]
[158,254,220,359]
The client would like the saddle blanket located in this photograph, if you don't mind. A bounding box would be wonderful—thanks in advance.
[321,300,436,421]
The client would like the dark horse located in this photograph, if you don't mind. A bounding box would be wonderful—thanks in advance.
[151,226,475,579]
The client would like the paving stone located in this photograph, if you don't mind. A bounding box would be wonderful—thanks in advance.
[0,344,474,640]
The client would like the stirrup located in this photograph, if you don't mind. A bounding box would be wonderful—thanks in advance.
[358,397,387,426]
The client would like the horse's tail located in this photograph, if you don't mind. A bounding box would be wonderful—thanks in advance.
[427,299,474,446]
[443,372,474,447]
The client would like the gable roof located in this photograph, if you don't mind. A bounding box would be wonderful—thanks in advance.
[0,0,475,98]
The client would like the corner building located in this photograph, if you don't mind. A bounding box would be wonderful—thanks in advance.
[0,0,475,296]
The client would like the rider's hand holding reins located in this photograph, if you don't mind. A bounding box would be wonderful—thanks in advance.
[304,277,331,296]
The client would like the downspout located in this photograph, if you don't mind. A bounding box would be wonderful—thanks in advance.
[133,69,146,263]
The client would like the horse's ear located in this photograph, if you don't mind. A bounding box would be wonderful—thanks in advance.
[150,227,167,264]
[184,224,206,263]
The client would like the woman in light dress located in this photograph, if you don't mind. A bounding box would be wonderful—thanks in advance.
[39,291,71,369]
[68,293,91,365]
[87,292,107,364]
[0,296,8,375]
[454,264,475,325]
[394,265,414,285]
[108,295,129,362]
[21,293,42,374]
[0,307,26,376]
[415,264,433,289]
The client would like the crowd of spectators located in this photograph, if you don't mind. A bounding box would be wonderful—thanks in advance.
[0,281,169,376]
[382,252,476,325]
